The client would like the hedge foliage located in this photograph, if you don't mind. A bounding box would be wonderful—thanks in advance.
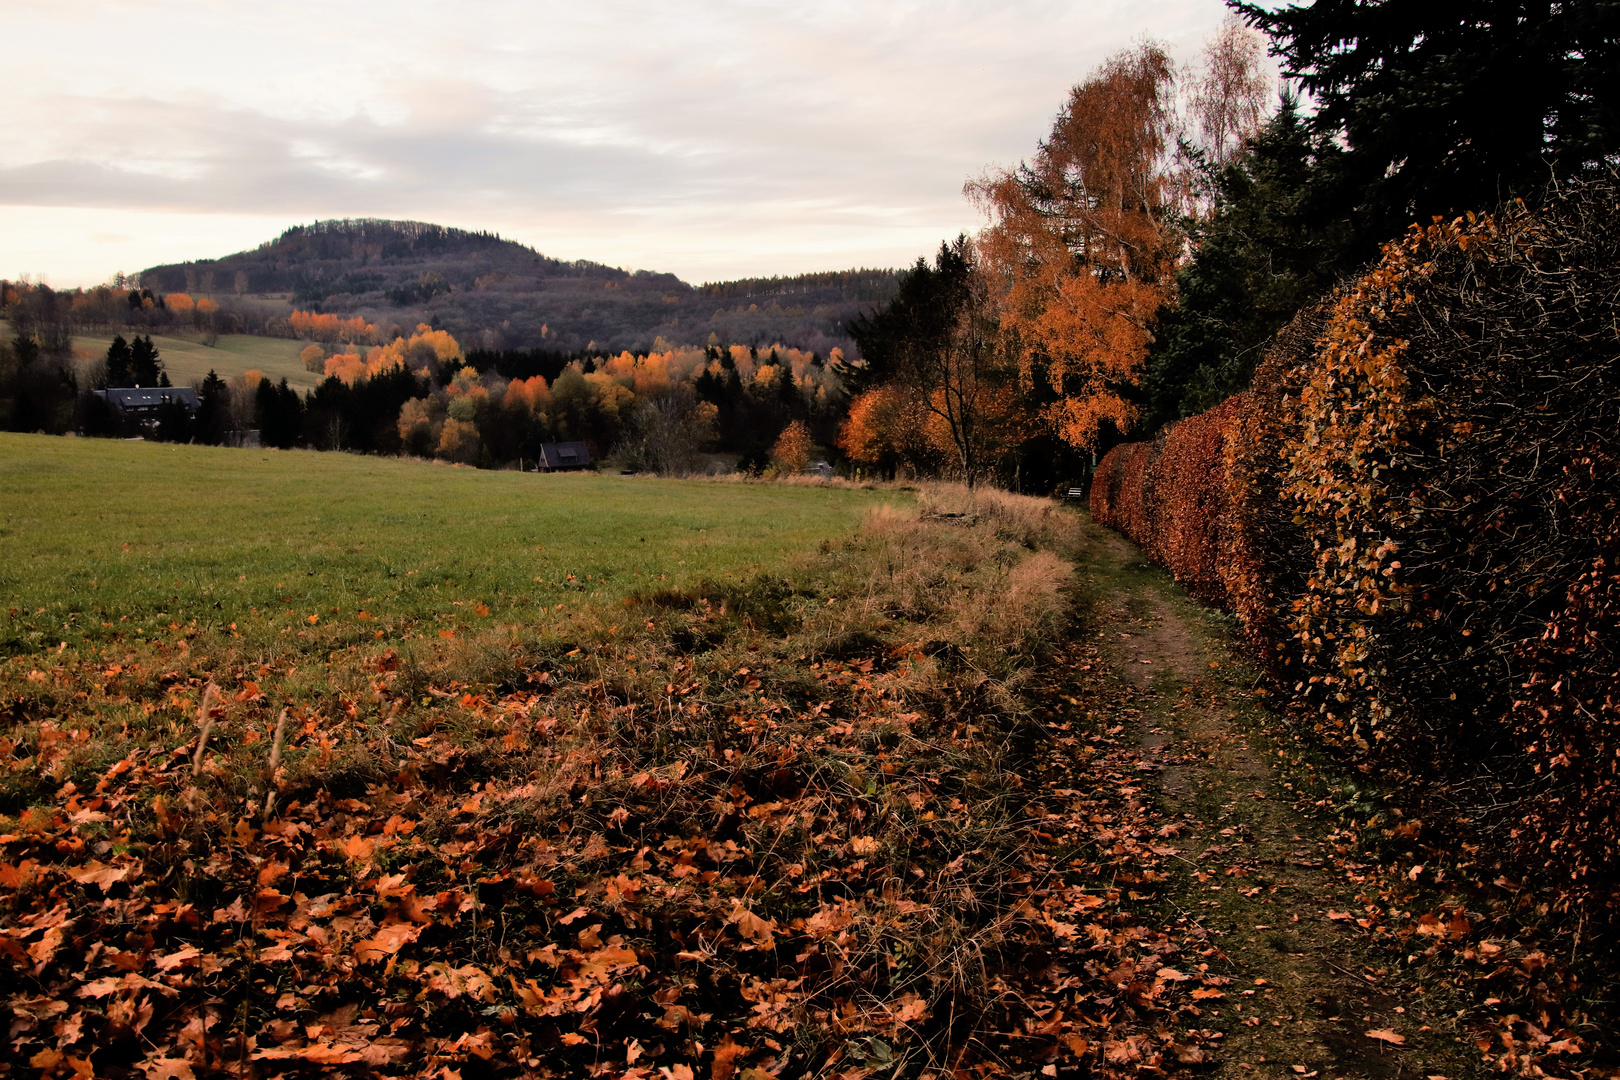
[1091,180,1620,910]
[1092,398,1248,608]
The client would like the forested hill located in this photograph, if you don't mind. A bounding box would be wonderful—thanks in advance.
[140,219,898,356]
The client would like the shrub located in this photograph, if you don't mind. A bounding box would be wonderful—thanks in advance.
[1511,453,1620,909]
[1145,395,1245,606]
[1093,399,1245,607]
[1274,190,1619,779]
[1090,440,1156,555]
[1220,305,1326,661]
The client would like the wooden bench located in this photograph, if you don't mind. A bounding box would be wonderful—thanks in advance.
[1063,485,1086,503]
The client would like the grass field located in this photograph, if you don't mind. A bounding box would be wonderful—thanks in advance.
[0,433,904,656]
[0,435,1093,1078]
[70,330,320,391]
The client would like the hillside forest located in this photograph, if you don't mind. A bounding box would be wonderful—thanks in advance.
[4,3,1619,493]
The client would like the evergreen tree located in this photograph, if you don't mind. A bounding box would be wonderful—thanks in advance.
[1235,0,1620,264]
[105,335,133,388]
[774,349,804,419]
[150,400,193,443]
[843,236,973,394]
[129,335,164,386]
[1142,96,1352,425]
[256,377,303,449]
[195,369,231,445]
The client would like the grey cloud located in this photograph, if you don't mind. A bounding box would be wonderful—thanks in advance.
[1,0,1237,278]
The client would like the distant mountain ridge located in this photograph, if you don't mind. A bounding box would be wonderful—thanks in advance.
[140,219,899,357]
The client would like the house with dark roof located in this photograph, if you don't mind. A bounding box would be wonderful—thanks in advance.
[95,386,200,419]
[534,442,592,472]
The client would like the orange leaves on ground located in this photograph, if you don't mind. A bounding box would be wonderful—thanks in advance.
[64,860,134,892]
[727,904,777,950]
[352,922,421,964]
[0,502,1249,1079]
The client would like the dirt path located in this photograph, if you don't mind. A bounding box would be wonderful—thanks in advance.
[1069,523,1479,1080]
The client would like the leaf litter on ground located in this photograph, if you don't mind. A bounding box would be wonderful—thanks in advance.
[3,488,1615,1080]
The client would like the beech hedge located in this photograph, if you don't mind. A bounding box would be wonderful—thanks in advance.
[1090,180,1620,910]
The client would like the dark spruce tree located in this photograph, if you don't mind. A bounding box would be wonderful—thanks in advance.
[1142,96,1353,426]
[150,400,193,443]
[255,377,303,449]
[105,335,134,388]
[342,363,430,455]
[194,370,231,445]
[841,236,973,395]
[1234,0,1620,265]
[130,335,164,387]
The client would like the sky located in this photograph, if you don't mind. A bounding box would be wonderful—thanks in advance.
[1,0,1246,288]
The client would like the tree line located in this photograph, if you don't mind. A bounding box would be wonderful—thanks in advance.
[1,313,854,478]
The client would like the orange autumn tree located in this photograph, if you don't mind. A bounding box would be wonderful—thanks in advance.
[971,42,1180,450]
[771,420,814,475]
[839,385,945,477]
[289,310,376,345]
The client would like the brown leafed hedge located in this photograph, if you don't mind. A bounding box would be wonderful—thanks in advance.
[1092,179,1620,911]
[1090,440,1156,558]
[1092,399,1249,607]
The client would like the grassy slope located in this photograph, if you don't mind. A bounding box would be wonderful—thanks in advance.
[0,433,900,655]
[71,331,319,391]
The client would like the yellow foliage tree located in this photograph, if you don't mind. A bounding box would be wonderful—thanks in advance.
[772,420,813,475]
[437,418,481,464]
[971,42,1180,450]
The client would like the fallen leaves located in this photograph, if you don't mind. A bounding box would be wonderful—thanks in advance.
[64,859,134,892]
[728,904,778,950]
[7,494,1588,1080]
[352,922,422,964]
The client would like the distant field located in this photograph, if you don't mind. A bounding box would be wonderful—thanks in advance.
[0,433,902,655]
[71,331,319,391]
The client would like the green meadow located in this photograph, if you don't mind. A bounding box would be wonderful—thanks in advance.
[0,433,903,656]
[73,331,320,391]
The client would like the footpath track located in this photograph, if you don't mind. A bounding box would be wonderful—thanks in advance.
[1028,518,1480,1080]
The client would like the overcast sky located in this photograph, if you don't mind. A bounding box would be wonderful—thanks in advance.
[1,0,1244,288]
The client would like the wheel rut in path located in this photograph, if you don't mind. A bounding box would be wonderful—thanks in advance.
[1075,530,1477,1080]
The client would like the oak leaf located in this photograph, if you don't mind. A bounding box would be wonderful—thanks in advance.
[153,946,201,972]
[141,1057,196,1080]
[712,1035,747,1080]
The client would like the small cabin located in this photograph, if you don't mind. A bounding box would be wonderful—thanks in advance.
[535,441,592,472]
